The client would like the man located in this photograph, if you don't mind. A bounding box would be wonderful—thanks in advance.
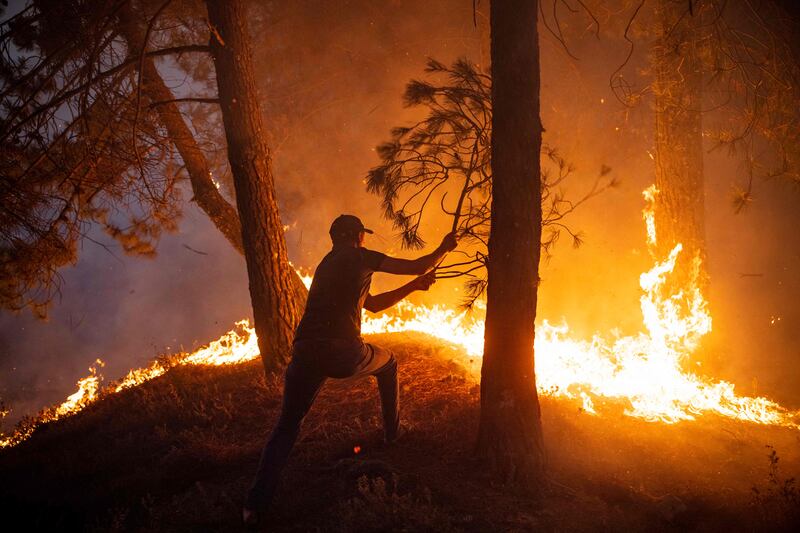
[243,214,458,524]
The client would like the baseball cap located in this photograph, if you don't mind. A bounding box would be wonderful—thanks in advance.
[329,214,373,238]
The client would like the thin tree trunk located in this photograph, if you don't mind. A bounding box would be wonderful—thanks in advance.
[652,0,707,293]
[140,59,310,305]
[206,0,303,372]
[475,0,546,486]
[118,9,242,250]
[140,57,245,253]
[118,4,308,318]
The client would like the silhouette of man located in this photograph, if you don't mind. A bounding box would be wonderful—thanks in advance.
[243,214,457,524]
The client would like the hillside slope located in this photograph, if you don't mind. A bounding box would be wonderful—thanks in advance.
[1,332,798,532]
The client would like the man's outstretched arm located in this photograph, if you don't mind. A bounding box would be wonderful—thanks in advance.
[364,271,436,313]
[377,232,458,276]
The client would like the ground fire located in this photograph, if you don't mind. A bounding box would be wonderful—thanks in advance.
[3,188,797,450]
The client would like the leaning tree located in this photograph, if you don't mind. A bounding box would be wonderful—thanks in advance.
[0,0,306,370]
[205,0,304,372]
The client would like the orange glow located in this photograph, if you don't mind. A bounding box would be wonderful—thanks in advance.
[2,186,798,450]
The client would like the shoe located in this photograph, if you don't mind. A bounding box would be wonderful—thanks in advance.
[384,423,408,445]
[242,506,258,527]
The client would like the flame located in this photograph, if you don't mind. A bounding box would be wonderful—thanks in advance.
[289,261,314,289]
[3,186,799,449]
[111,319,261,394]
[642,184,659,246]
[0,359,105,448]
[55,359,104,417]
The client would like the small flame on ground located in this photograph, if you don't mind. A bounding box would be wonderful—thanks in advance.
[55,359,104,417]
[2,186,799,449]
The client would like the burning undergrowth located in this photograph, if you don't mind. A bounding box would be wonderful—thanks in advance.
[0,332,798,531]
[3,187,800,449]
[1,189,800,529]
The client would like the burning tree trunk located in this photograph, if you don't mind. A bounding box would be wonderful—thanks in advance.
[475,0,546,485]
[651,0,707,292]
[205,0,303,372]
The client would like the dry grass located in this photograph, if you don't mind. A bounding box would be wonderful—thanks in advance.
[1,331,798,532]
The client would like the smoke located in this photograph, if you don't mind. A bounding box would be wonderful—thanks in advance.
[1,0,799,428]
[0,204,250,427]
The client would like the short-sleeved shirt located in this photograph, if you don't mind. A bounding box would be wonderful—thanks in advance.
[294,246,386,341]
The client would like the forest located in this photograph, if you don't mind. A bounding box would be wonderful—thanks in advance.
[1,0,799,530]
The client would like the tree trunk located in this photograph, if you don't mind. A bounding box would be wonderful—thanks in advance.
[118,4,308,313]
[140,58,245,253]
[117,5,243,252]
[205,0,303,372]
[652,0,707,293]
[475,0,546,486]
[140,58,310,306]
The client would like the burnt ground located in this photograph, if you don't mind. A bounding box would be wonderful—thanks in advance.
[0,332,798,532]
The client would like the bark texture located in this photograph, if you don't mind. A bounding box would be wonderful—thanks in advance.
[119,4,308,312]
[475,0,546,486]
[139,58,309,306]
[206,0,303,371]
[652,0,707,292]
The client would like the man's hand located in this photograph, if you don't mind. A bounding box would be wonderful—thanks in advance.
[438,232,458,253]
[365,270,437,312]
[410,271,436,291]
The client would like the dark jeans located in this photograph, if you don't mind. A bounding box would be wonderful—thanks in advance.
[245,338,399,510]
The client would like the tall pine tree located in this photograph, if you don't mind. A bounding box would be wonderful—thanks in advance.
[475,0,546,485]
[206,0,304,371]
